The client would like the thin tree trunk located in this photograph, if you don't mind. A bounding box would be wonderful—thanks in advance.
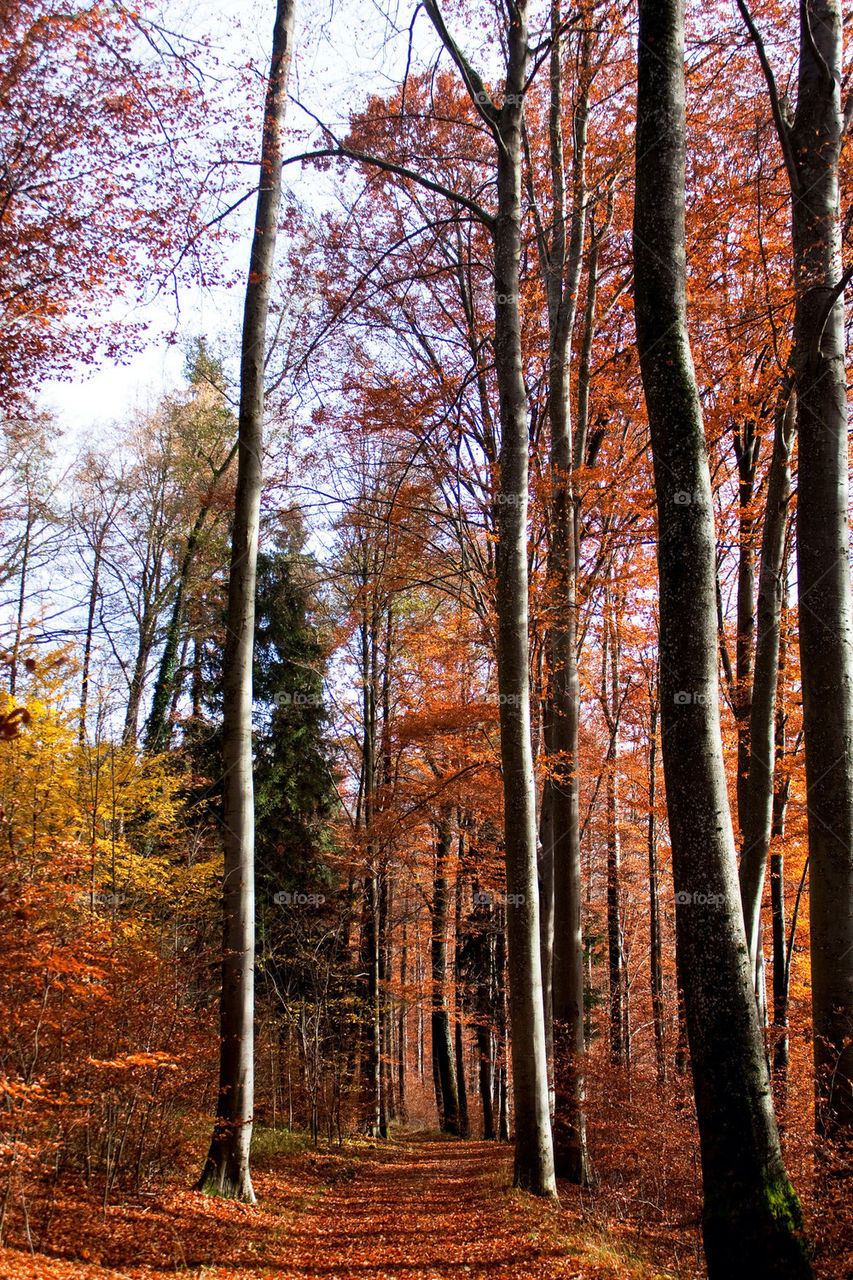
[431,819,460,1134]
[197,0,294,1202]
[454,857,469,1137]
[79,539,103,748]
[633,0,811,1270]
[9,484,32,698]
[739,389,794,973]
[739,0,853,1148]
[422,0,554,1195]
[537,773,555,1117]
[379,870,391,1136]
[647,677,666,1084]
[789,0,853,1146]
[771,617,791,1076]
[398,920,408,1122]
[536,1,592,1187]
[122,632,154,747]
[144,442,236,753]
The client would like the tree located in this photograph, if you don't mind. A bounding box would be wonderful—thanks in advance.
[632,0,811,1272]
[420,0,556,1196]
[737,0,853,1147]
[197,0,295,1203]
[0,1,215,403]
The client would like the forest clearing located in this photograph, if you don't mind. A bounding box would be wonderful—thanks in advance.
[1,0,852,1276]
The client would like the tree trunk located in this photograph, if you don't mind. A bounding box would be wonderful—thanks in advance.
[771,623,791,1076]
[398,920,408,1122]
[633,0,811,1270]
[491,9,556,1202]
[79,538,102,748]
[454,858,469,1136]
[537,773,555,1116]
[431,820,460,1134]
[422,0,554,1195]
[738,389,794,975]
[647,679,666,1084]
[196,0,294,1203]
[122,630,154,747]
[537,1,593,1187]
[379,869,392,1136]
[788,0,853,1145]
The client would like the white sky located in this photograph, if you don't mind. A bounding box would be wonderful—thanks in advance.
[36,0,448,443]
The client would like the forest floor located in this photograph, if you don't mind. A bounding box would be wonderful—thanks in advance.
[0,1129,692,1280]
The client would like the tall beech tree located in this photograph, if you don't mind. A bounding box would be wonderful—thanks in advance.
[632,0,811,1273]
[738,0,853,1145]
[738,387,795,979]
[528,2,594,1184]
[197,0,295,1202]
[422,0,556,1197]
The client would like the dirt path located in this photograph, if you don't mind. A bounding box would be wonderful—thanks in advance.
[0,1133,661,1279]
[267,1135,583,1279]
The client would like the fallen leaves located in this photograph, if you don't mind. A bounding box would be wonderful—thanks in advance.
[0,1134,678,1280]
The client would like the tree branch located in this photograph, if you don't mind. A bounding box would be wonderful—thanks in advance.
[282,147,495,228]
[735,0,800,194]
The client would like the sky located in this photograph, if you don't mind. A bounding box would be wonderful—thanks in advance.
[36,0,446,444]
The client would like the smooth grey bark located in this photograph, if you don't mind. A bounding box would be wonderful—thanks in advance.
[431,819,460,1134]
[528,1,592,1185]
[379,869,392,1136]
[197,0,294,1203]
[473,885,496,1140]
[144,442,236,754]
[738,390,794,974]
[601,595,628,1067]
[788,0,853,1144]
[771,622,792,1075]
[79,538,102,749]
[739,0,853,1146]
[422,0,555,1197]
[646,671,666,1084]
[732,419,758,833]
[537,771,555,1114]
[398,921,408,1122]
[633,0,811,1272]
[454,852,470,1136]
[122,628,156,747]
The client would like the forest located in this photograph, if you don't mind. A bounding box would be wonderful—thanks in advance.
[0,0,851,1277]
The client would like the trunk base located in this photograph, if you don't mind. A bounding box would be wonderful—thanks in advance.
[196,1148,256,1203]
[194,1167,253,1203]
[702,1172,811,1279]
